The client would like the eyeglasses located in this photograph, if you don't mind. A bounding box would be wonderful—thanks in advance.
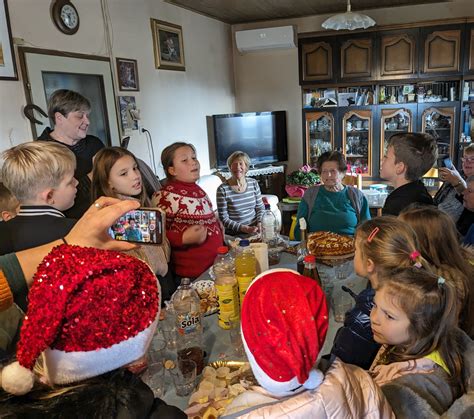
[321,169,339,176]
[462,156,474,163]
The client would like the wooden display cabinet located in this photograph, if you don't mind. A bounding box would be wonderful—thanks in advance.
[421,27,462,75]
[380,107,415,159]
[379,32,417,79]
[420,106,456,160]
[342,109,373,176]
[304,111,335,167]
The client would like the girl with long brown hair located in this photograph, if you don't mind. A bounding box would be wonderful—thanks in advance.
[399,205,474,337]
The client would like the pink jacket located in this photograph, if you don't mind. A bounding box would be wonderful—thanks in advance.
[224,359,394,418]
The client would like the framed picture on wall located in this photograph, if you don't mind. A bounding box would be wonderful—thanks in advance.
[118,96,139,132]
[0,0,17,80]
[150,18,185,71]
[116,57,139,91]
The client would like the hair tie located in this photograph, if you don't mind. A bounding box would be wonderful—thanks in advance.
[438,276,445,285]
[410,250,422,268]
[367,227,380,243]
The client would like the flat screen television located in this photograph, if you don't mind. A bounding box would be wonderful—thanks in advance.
[210,111,288,169]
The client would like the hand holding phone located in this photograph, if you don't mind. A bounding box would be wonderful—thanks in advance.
[442,157,454,170]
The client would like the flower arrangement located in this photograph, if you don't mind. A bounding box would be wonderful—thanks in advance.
[286,165,320,197]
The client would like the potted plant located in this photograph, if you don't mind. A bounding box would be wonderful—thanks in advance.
[285,165,321,198]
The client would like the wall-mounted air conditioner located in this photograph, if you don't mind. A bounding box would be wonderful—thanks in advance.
[235,25,296,53]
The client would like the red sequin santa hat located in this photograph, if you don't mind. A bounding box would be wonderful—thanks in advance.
[241,268,328,397]
[1,245,160,396]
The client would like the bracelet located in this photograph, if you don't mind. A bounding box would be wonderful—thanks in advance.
[61,237,69,245]
[454,180,463,188]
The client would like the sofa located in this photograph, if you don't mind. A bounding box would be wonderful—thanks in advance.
[197,174,282,233]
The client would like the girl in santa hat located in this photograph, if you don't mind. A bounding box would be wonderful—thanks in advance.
[223,267,470,418]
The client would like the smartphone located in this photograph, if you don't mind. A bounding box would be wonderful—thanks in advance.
[442,157,454,170]
[109,207,165,245]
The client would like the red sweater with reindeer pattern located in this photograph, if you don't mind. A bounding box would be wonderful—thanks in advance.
[152,180,223,278]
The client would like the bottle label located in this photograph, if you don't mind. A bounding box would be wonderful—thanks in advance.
[216,282,239,329]
[236,275,254,309]
[176,311,201,336]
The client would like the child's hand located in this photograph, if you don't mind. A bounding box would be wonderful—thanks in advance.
[182,225,207,245]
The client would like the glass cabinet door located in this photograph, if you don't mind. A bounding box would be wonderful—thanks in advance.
[342,110,372,176]
[380,108,413,159]
[421,107,455,160]
[305,112,334,167]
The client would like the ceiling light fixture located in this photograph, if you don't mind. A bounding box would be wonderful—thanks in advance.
[322,0,376,31]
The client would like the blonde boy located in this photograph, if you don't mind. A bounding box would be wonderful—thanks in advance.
[0,183,19,221]
[0,141,78,254]
[380,132,437,216]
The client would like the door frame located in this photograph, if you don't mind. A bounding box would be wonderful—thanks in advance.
[18,46,119,144]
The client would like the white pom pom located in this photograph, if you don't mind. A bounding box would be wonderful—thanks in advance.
[302,369,324,391]
[1,361,35,395]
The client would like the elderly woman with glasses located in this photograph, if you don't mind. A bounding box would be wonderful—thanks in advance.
[294,151,370,238]
[216,151,265,235]
[434,143,474,222]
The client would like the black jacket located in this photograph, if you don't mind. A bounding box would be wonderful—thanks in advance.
[382,180,433,216]
[0,369,186,419]
[330,286,380,370]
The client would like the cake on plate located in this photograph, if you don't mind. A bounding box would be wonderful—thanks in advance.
[307,231,354,258]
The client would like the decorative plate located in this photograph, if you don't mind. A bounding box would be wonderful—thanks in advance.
[191,279,218,316]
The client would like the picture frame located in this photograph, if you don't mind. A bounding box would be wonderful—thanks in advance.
[0,0,17,80]
[116,57,139,91]
[118,96,139,132]
[150,18,185,71]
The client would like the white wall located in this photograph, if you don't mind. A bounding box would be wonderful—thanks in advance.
[232,0,474,172]
[0,0,235,177]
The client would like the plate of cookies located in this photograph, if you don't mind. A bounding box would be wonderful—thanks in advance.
[191,280,218,316]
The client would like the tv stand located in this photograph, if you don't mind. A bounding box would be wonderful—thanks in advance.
[215,164,286,200]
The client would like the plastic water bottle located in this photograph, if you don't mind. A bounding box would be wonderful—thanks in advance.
[171,278,204,374]
[235,239,257,309]
[296,218,309,274]
[261,203,277,243]
[210,246,235,280]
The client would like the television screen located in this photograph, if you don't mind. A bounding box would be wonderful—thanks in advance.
[211,111,287,169]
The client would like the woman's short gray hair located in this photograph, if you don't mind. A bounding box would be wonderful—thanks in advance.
[227,151,251,171]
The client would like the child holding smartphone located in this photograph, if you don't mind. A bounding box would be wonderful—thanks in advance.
[91,147,175,301]
[152,142,223,279]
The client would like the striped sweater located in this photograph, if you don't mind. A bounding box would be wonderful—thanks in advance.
[216,178,265,234]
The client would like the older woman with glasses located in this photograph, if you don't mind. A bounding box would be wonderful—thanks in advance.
[216,151,265,235]
[434,143,474,222]
[294,151,370,238]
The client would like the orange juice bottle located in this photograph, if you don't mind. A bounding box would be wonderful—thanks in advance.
[235,239,257,310]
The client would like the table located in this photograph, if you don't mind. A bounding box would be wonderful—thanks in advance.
[161,252,367,411]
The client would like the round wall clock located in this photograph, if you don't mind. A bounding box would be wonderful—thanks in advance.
[52,0,80,35]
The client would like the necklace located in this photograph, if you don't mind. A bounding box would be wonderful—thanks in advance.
[231,178,247,193]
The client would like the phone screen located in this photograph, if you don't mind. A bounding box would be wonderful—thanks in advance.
[109,208,164,245]
[443,158,454,170]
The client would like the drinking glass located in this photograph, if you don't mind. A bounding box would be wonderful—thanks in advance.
[141,362,165,398]
[229,315,245,357]
[160,316,177,350]
[171,359,197,397]
[148,335,167,363]
[332,287,354,323]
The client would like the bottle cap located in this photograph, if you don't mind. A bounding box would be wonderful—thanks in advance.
[217,246,229,254]
[264,203,271,210]
[239,239,250,247]
[180,277,191,286]
[303,255,316,263]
